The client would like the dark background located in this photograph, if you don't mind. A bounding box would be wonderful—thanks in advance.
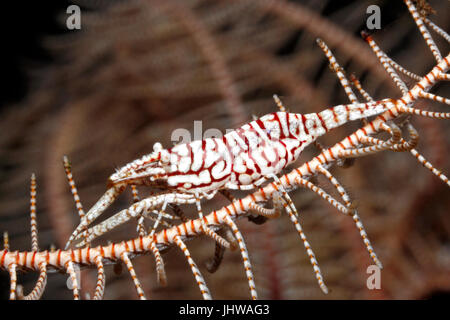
[0,1,71,109]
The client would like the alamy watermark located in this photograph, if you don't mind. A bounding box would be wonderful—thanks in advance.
[171,121,228,145]
[66,5,81,30]
[366,5,381,30]
[168,120,288,170]
[366,265,381,290]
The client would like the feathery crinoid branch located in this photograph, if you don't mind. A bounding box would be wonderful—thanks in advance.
[1,0,449,300]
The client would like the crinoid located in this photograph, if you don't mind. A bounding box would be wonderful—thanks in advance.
[0,0,449,300]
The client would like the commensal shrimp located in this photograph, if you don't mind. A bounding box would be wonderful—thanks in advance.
[66,98,395,248]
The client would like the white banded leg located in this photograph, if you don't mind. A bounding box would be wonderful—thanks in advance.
[248,202,281,219]
[224,226,239,250]
[195,192,230,249]
[173,235,212,300]
[93,256,105,300]
[65,261,80,300]
[150,240,167,286]
[223,216,258,300]
[273,94,287,111]
[418,92,450,106]
[404,0,442,62]
[410,148,450,187]
[400,107,450,119]
[316,38,359,103]
[3,232,9,250]
[338,122,402,159]
[424,17,450,43]
[121,252,146,300]
[363,32,409,94]
[316,165,382,268]
[361,122,418,153]
[270,175,328,294]
[149,200,168,237]
[19,263,47,300]
[29,173,39,251]
[8,263,17,300]
[294,175,349,214]
[147,201,168,286]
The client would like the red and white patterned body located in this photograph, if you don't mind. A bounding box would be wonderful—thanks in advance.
[109,99,395,193]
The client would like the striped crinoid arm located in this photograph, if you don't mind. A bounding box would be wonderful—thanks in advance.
[4,174,48,300]
[0,192,240,300]
[63,156,91,246]
[1,174,334,300]
[210,0,450,296]
[1,174,105,300]
[404,0,442,63]
[0,160,339,299]
[29,173,39,252]
[0,107,448,301]
[308,0,450,183]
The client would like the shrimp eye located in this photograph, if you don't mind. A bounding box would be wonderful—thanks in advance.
[153,142,163,152]
[159,150,170,164]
